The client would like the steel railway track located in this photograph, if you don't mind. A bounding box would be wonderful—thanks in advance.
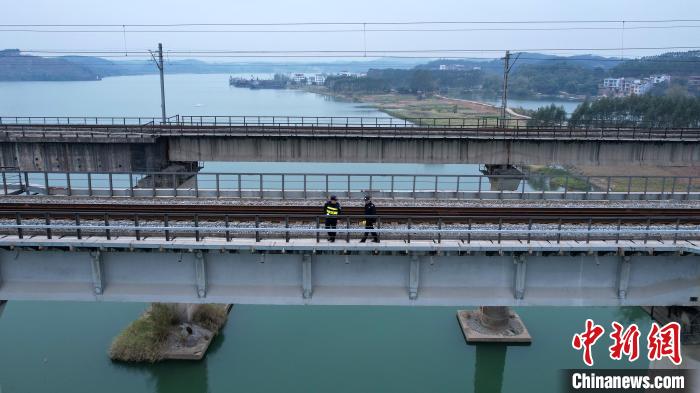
[0,202,697,221]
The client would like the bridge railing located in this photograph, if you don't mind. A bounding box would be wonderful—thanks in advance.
[2,114,698,132]
[173,115,700,131]
[2,122,699,141]
[1,211,698,244]
[2,170,699,200]
[0,116,176,126]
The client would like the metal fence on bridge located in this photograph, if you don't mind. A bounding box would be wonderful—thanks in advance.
[3,170,700,200]
[2,115,699,134]
[3,211,699,244]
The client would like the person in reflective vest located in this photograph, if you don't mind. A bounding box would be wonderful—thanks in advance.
[323,195,342,242]
[360,195,379,243]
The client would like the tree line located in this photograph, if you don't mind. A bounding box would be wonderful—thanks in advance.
[323,50,700,99]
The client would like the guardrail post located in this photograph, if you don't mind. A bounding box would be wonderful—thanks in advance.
[316,217,321,243]
[44,213,51,239]
[556,218,562,244]
[434,176,439,199]
[216,173,220,199]
[466,218,472,244]
[477,175,482,199]
[673,218,680,244]
[134,214,140,240]
[407,218,412,243]
[412,175,417,200]
[285,216,290,242]
[15,213,23,239]
[255,215,260,242]
[20,172,29,196]
[671,177,677,197]
[75,213,82,239]
[66,173,72,196]
[224,215,231,241]
[259,174,263,199]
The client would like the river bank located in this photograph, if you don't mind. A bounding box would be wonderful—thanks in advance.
[300,86,502,122]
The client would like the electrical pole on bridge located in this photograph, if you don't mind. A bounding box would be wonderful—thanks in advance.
[501,50,520,125]
[149,43,167,124]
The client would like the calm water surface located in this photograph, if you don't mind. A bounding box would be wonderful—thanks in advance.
[0,74,646,393]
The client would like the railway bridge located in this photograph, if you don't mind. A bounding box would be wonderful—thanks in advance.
[1,116,699,172]
[0,204,698,307]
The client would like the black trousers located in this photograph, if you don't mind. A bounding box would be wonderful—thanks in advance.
[325,219,337,241]
[361,221,379,241]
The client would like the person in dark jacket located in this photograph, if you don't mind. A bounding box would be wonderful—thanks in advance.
[323,195,342,242]
[360,195,379,243]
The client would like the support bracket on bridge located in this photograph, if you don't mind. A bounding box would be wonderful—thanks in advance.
[617,255,632,300]
[89,250,104,295]
[514,254,527,300]
[409,254,420,300]
[194,250,207,298]
[302,254,312,299]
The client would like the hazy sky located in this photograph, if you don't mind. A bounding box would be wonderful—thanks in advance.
[3,0,700,60]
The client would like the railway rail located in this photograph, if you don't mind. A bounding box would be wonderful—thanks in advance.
[0,203,697,244]
[0,203,698,219]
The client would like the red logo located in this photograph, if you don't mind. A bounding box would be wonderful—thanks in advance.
[572,319,606,366]
[609,322,641,362]
[572,320,682,366]
[647,322,682,365]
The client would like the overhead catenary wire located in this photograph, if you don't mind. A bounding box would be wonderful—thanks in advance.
[3,19,700,27]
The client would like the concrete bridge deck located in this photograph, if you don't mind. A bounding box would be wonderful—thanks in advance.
[1,121,699,169]
[0,234,698,306]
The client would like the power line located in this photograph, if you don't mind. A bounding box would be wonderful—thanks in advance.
[13,46,700,55]
[3,19,700,27]
[5,25,700,34]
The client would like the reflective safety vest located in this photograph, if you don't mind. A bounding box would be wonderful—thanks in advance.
[325,205,339,216]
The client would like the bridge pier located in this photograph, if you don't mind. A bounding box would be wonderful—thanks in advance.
[135,162,200,190]
[480,165,524,192]
[0,300,6,319]
[457,306,532,343]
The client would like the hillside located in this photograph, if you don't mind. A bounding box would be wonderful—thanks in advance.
[0,49,100,81]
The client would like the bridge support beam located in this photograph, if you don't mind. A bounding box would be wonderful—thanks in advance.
[409,254,420,300]
[89,250,104,295]
[0,300,6,319]
[302,254,312,299]
[514,254,527,300]
[195,251,207,299]
[617,255,632,300]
